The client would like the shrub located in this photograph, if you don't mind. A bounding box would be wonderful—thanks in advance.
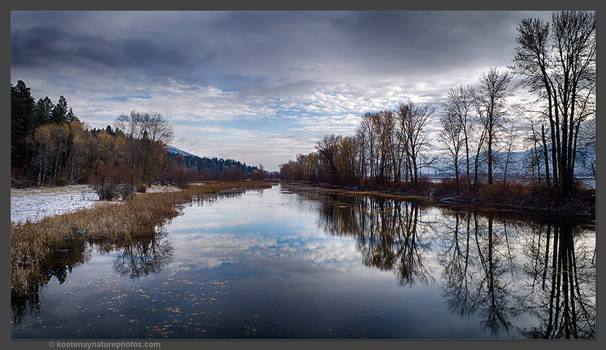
[93,182,119,201]
[135,182,147,193]
[118,185,135,200]
[91,162,129,200]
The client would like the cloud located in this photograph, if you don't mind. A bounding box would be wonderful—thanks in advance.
[10,11,553,170]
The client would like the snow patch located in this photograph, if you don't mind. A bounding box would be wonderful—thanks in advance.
[10,184,183,225]
[10,185,100,224]
[144,185,182,193]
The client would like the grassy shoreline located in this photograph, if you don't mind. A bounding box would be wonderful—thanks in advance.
[10,180,277,298]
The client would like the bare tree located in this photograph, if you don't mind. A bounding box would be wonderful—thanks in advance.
[439,110,464,189]
[472,68,513,185]
[444,85,474,185]
[501,114,521,185]
[512,11,596,199]
[115,111,173,144]
[397,102,434,186]
[143,113,174,144]
[359,113,377,181]
[316,134,342,183]
[374,110,395,184]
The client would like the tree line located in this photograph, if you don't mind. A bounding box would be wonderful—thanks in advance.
[11,81,262,191]
[165,152,263,183]
[280,11,595,202]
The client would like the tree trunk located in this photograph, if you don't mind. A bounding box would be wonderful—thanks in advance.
[541,124,551,191]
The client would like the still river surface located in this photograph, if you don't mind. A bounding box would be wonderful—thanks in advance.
[11,183,596,339]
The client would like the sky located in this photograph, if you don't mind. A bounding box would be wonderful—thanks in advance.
[10,11,552,171]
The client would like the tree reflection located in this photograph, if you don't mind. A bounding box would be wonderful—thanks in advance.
[438,212,521,336]
[11,237,90,324]
[472,215,520,335]
[438,211,474,316]
[437,209,595,339]
[298,184,595,339]
[110,234,174,279]
[318,194,432,286]
[521,221,596,339]
[11,233,173,324]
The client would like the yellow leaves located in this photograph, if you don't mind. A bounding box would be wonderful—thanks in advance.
[33,122,69,150]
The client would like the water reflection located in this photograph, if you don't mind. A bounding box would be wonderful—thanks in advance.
[438,213,520,336]
[11,233,173,324]
[11,184,595,339]
[317,194,432,286]
[293,186,596,339]
[520,221,596,339]
[106,235,174,279]
[11,236,91,324]
[438,213,595,339]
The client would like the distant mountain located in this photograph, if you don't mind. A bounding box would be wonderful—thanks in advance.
[426,146,595,178]
[164,145,198,158]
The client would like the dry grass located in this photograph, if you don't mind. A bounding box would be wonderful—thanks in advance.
[10,180,276,298]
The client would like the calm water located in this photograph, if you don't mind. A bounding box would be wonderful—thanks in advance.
[11,184,596,339]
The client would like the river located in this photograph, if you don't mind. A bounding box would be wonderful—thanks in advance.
[11,183,596,339]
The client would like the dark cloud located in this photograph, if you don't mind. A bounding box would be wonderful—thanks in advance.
[11,17,211,84]
[11,11,552,89]
[10,11,555,170]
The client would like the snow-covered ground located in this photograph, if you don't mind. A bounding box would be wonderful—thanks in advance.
[10,184,182,224]
[10,185,101,224]
[145,185,182,193]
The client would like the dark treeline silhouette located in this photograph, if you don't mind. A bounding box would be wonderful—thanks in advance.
[11,80,263,191]
[280,11,595,207]
[284,183,595,338]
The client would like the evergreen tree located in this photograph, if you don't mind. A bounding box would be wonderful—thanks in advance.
[51,96,68,123]
[11,80,35,166]
[34,97,54,127]
[66,107,79,122]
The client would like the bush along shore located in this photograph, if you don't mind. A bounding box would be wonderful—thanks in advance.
[281,178,595,220]
[10,180,277,303]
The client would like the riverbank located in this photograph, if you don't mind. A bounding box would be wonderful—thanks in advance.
[10,180,277,297]
[281,180,595,223]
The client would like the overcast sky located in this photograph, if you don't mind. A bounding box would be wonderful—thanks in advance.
[11,11,552,170]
